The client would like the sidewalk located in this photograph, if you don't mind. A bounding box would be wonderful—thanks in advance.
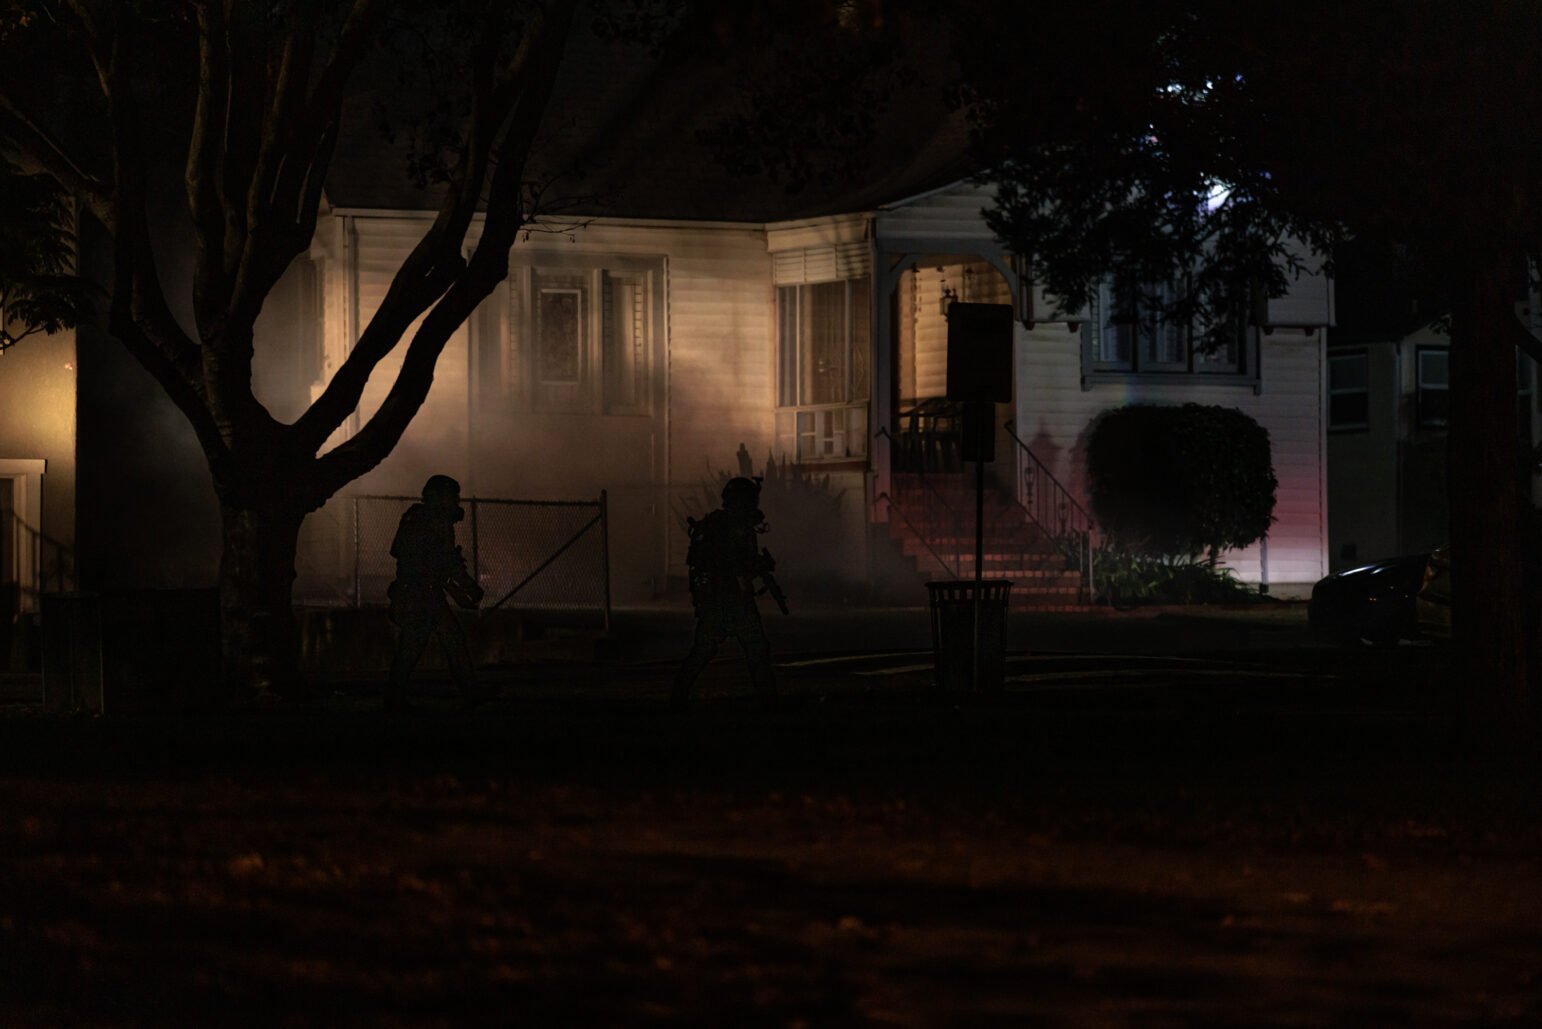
[606,598,1320,663]
[0,600,1322,710]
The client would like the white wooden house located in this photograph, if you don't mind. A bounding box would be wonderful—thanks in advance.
[0,315,76,632]
[261,175,1335,609]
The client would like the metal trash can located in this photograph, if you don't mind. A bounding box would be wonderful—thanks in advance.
[926,579,1013,692]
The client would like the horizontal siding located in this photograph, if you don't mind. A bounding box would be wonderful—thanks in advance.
[331,216,779,587]
[877,183,1000,244]
[1015,323,1326,584]
[671,242,775,470]
[349,217,470,491]
[1270,239,1332,325]
[899,261,1014,403]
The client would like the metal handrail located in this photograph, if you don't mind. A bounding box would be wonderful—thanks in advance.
[874,491,962,579]
[878,423,973,576]
[1002,421,1097,602]
[1,510,75,613]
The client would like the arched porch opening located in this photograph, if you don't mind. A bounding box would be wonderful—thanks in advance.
[870,246,1021,516]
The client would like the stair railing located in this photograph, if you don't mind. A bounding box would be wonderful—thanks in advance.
[1002,421,1097,603]
[875,424,967,578]
[873,491,963,579]
[2,509,75,613]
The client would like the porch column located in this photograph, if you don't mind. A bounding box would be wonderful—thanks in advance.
[872,252,894,520]
[872,249,920,522]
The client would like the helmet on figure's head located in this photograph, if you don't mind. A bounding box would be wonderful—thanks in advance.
[721,476,761,510]
[422,474,462,512]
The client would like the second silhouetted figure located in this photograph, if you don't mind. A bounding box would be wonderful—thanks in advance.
[671,476,785,706]
[385,475,489,710]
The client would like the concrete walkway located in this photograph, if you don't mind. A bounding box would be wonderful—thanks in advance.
[607,599,1322,664]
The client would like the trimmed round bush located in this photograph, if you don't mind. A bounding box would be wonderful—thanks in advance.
[1087,403,1277,559]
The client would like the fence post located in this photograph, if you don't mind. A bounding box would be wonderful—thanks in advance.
[470,498,481,587]
[352,496,361,609]
[599,490,612,634]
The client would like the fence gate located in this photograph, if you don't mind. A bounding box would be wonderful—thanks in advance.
[348,493,611,630]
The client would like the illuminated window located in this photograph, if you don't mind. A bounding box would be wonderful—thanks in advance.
[1085,277,1250,377]
[776,277,870,461]
[1328,350,1369,431]
[507,257,660,415]
[1416,347,1448,428]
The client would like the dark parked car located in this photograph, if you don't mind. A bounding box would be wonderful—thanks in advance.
[1309,554,1431,645]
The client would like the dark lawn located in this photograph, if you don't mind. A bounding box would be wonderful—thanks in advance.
[0,648,1538,1026]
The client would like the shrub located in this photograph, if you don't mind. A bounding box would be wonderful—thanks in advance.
[1092,548,1265,608]
[676,443,851,595]
[1087,403,1277,560]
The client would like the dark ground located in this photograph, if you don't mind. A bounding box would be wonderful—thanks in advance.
[1,621,1539,1026]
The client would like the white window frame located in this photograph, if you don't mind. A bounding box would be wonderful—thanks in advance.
[1416,346,1449,429]
[0,458,46,613]
[505,253,662,416]
[1327,349,1370,432]
[775,276,871,463]
[1081,277,1259,388]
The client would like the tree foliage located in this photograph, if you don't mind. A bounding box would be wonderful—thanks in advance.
[947,0,1542,726]
[0,151,98,345]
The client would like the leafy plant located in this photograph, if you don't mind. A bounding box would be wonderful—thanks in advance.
[676,443,850,594]
[1092,548,1264,608]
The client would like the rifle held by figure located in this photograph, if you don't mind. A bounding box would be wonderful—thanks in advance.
[757,547,790,616]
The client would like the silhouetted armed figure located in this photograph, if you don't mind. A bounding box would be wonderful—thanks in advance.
[385,475,489,710]
[672,476,785,706]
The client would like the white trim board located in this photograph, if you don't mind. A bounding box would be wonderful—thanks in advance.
[0,458,46,530]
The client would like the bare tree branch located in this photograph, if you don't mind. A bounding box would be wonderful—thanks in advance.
[92,14,217,447]
[186,0,231,336]
[247,0,320,231]
[219,0,270,291]
[220,0,388,332]
[110,313,231,474]
[292,1,572,454]
[59,0,114,97]
[312,0,579,495]
[309,0,579,493]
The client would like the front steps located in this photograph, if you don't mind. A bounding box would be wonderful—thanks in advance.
[886,473,1091,609]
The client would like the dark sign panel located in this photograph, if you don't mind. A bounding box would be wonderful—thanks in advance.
[945,302,1014,403]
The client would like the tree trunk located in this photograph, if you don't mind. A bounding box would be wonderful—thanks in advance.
[219,503,306,702]
[1448,252,1533,738]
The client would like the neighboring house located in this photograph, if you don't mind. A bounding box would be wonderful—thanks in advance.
[259,177,1335,609]
[1326,308,1539,567]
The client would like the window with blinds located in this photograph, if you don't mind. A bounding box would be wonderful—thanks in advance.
[775,275,871,462]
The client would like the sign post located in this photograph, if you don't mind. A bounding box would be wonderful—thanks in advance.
[945,302,1014,690]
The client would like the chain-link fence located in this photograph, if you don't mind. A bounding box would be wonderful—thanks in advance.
[308,494,611,628]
